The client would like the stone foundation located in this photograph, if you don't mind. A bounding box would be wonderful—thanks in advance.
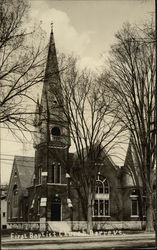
[7,220,146,232]
[69,221,146,231]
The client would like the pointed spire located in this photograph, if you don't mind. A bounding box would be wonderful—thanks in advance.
[37,93,39,105]
[41,22,62,109]
[51,21,53,33]
[44,22,60,86]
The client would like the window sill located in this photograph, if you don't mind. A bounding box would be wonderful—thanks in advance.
[47,183,67,186]
[92,215,110,217]
[131,215,139,217]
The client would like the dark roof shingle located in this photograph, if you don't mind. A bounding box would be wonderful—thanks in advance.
[14,156,34,189]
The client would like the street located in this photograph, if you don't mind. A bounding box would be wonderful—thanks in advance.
[2,234,156,250]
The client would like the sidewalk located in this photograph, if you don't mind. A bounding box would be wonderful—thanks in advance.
[2,232,155,245]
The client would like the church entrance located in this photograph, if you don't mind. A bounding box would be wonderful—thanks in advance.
[51,196,61,221]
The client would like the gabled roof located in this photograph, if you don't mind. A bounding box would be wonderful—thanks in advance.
[71,145,117,170]
[14,156,34,189]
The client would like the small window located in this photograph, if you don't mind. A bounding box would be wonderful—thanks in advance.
[130,189,139,217]
[143,197,146,216]
[52,163,61,184]
[3,212,6,217]
[94,200,98,216]
[51,127,60,136]
[104,180,109,194]
[131,199,138,216]
[13,184,18,192]
[13,185,18,207]
[131,189,139,196]
[37,199,40,214]
[38,167,42,184]
[95,181,103,194]
[31,199,34,208]
[56,164,61,183]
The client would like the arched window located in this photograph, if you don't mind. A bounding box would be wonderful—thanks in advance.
[130,189,139,217]
[96,181,103,193]
[13,184,18,192]
[38,167,42,184]
[53,100,57,105]
[13,185,18,207]
[52,162,61,184]
[94,176,110,217]
[95,178,109,194]
[51,127,61,136]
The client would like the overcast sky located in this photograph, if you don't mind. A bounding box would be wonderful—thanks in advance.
[1,0,155,184]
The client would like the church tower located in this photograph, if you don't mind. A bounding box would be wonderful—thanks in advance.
[30,24,71,224]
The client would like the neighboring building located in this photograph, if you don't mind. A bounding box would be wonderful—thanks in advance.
[1,185,8,229]
[7,156,34,222]
[7,25,146,231]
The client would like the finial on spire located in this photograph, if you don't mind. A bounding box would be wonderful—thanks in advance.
[37,93,39,102]
[51,21,53,33]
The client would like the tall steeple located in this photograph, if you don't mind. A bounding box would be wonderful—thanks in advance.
[45,23,59,80]
[30,22,70,224]
[42,21,62,107]
[34,22,70,148]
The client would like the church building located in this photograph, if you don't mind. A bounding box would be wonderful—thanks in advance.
[7,25,146,232]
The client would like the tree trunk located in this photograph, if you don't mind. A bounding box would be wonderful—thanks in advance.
[76,188,87,220]
[138,189,143,222]
[87,182,92,234]
[145,193,154,232]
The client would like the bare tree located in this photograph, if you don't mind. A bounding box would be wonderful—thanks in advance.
[56,57,124,233]
[100,20,156,232]
[0,0,46,135]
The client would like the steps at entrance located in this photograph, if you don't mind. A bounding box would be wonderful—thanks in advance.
[48,221,71,233]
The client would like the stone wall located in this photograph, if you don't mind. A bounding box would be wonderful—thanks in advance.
[69,221,145,231]
[8,220,146,232]
[7,222,40,231]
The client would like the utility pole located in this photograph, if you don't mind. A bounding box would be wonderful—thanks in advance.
[155,0,157,248]
[45,90,50,231]
[0,125,1,247]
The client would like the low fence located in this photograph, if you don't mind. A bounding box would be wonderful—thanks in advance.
[7,220,146,232]
[7,222,44,231]
[71,221,146,231]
